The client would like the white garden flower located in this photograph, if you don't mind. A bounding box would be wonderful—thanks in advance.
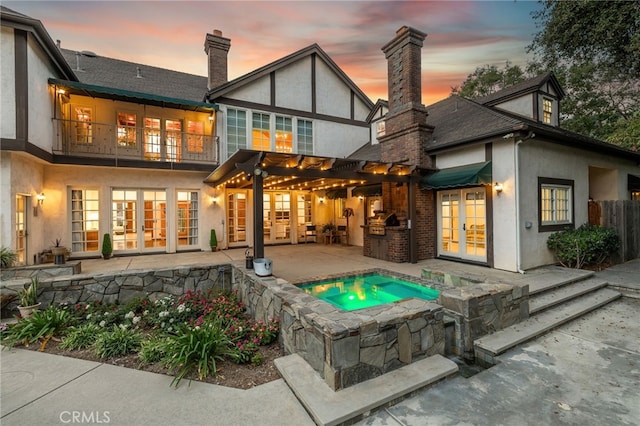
[169,318,174,323]
[132,316,141,325]
[124,311,135,319]
[119,323,128,330]
[99,320,106,327]
[86,313,92,320]
[177,303,185,313]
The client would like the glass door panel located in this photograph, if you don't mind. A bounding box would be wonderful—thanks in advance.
[274,193,291,241]
[263,194,272,241]
[177,191,198,248]
[464,190,486,258]
[439,192,460,255]
[227,191,247,247]
[143,191,166,250]
[15,195,26,265]
[112,189,138,251]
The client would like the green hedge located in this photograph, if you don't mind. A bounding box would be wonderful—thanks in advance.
[546,224,620,269]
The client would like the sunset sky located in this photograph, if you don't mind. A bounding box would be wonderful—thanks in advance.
[6,1,543,105]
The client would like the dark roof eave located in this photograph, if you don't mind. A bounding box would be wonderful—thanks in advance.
[1,7,77,81]
[49,78,218,112]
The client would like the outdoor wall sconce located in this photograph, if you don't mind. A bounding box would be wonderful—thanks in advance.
[33,192,46,216]
[318,197,325,204]
[358,196,364,201]
[211,196,218,205]
[494,182,503,194]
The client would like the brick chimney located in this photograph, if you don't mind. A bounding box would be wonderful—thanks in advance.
[379,26,433,168]
[204,29,231,90]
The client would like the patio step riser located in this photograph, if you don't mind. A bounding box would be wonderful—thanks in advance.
[529,277,609,315]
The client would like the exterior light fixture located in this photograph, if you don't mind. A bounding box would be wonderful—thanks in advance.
[318,197,325,204]
[494,182,503,194]
[36,193,46,205]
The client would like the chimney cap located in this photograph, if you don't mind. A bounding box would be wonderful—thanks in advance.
[213,29,222,36]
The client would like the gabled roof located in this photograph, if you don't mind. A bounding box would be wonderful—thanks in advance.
[366,99,389,123]
[425,96,523,150]
[1,6,76,80]
[206,44,374,109]
[59,48,208,103]
[475,72,565,106]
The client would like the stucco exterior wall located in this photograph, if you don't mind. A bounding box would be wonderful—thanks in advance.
[28,35,56,153]
[314,120,368,158]
[38,165,220,257]
[315,59,350,119]
[226,75,271,105]
[1,27,16,140]
[517,139,639,270]
[275,57,312,112]
[491,140,518,272]
[494,95,533,119]
[435,145,485,168]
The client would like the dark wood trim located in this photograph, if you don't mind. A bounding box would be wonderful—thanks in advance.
[15,30,28,143]
[217,97,369,128]
[532,92,539,121]
[351,91,355,121]
[252,172,264,258]
[270,72,276,107]
[485,184,494,268]
[1,139,54,162]
[311,54,317,114]
[538,177,575,232]
[485,142,492,162]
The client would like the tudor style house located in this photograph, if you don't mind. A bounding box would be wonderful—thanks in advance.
[2,8,638,273]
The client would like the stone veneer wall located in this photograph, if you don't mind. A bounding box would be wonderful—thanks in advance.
[422,270,530,360]
[1,264,232,315]
[232,268,446,391]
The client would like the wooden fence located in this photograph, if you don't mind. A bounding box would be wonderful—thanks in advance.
[595,200,640,263]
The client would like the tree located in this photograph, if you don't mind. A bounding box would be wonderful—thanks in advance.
[527,0,640,147]
[452,62,526,98]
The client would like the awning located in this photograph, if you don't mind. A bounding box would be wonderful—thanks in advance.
[420,161,492,189]
[629,174,640,191]
[352,184,382,197]
[325,188,348,199]
[49,78,218,112]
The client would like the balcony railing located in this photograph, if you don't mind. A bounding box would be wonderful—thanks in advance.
[53,119,219,166]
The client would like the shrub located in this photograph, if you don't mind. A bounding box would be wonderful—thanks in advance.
[1,306,74,348]
[547,224,620,269]
[94,325,142,358]
[101,234,112,258]
[139,336,170,364]
[60,324,102,350]
[0,246,17,269]
[162,318,235,387]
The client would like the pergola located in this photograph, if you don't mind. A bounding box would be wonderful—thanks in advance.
[204,149,430,260]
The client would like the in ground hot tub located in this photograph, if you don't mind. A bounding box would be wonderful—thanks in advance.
[299,273,440,311]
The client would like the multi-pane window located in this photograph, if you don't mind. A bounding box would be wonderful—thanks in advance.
[187,121,204,153]
[632,191,640,201]
[297,194,311,225]
[71,189,100,253]
[252,112,271,151]
[275,116,293,153]
[74,106,93,144]
[539,178,573,231]
[297,119,313,154]
[165,119,182,162]
[177,191,198,247]
[542,98,553,124]
[117,113,137,147]
[226,108,247,158]
[144,118,161,160]
[376,120,386,138]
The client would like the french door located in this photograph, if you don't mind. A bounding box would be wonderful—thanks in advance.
[15,195,27,265]
[438,188,486,262]
[227,191,248,248]
[263,192,291,244]
[112,189,166,253]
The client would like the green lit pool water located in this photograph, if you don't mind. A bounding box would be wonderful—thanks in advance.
[299,273,440,311]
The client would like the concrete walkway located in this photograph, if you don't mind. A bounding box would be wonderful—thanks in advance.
[1,246,638,425]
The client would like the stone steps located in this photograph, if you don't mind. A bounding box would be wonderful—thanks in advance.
[274,353,458,426]
[526,267,595,295]
[474,288,621,366]
[529,277,609,315]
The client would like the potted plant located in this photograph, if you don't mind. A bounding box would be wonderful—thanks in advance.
[51,238,67,264]
[0,246,17,269]
[209,229,218,252]
[17,277,41,318]
[102,233,113,259]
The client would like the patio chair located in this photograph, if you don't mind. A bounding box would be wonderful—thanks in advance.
[336,225,347,245]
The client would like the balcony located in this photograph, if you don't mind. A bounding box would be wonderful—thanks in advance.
[52,119,219,166]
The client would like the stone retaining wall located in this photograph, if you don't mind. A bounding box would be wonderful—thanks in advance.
[1,264,232,316]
